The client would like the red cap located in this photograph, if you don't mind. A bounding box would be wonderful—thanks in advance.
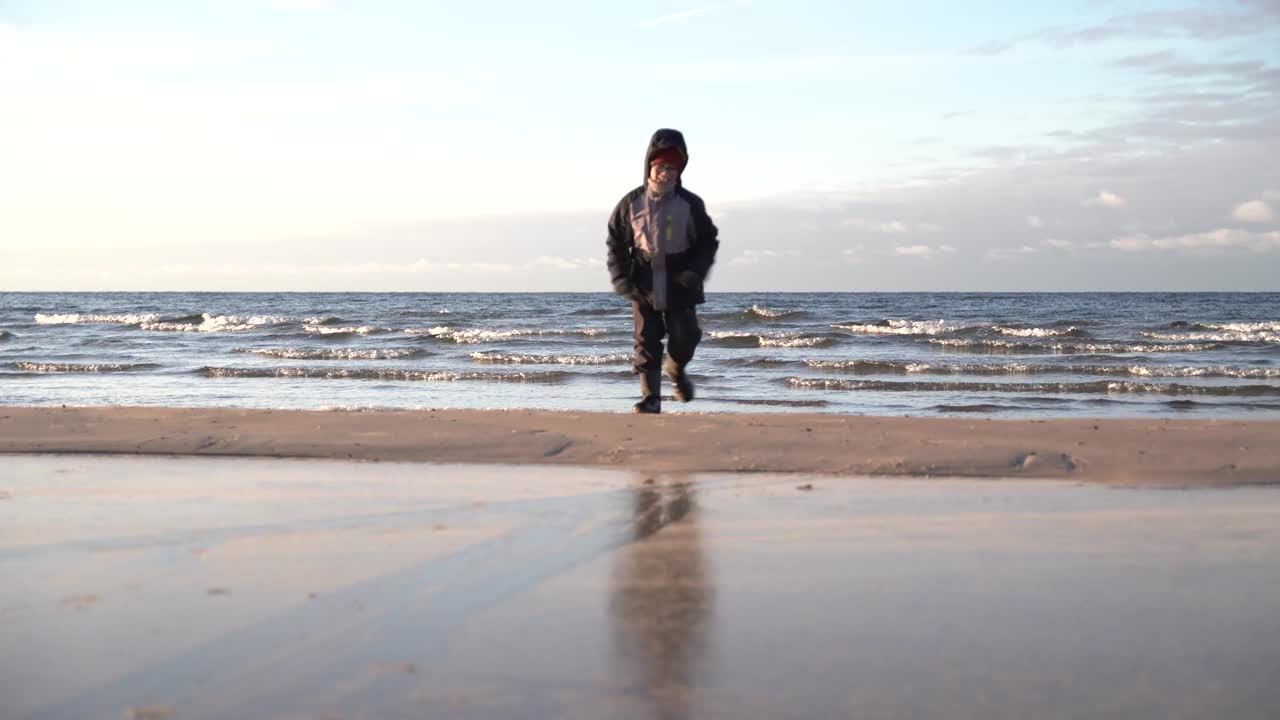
[650,149,685,169]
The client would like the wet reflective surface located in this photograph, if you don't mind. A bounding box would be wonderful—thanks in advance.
[3,455,1280,719]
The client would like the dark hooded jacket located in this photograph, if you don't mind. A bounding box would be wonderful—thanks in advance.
[607,129,720,309]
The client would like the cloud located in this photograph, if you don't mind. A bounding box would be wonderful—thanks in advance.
[1043,238,1073,249]
[842,218,942,233]
[530,256,599,271]
[895,245,933,257]
[964,40,1016,56]
[966,5,1276,56]
[894,244,955,259]
[1084,190,1127,208]
[987,245,1040,260]
[1231,199,1276,224]
[1027,215,1044,228]
[730,249,796,266]
[1108,228,1280,253]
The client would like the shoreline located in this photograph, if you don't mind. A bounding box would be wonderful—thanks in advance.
[2,406,1277,485]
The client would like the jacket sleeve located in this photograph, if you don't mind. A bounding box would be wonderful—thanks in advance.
[606,194,635,292]
[689,195,719,279]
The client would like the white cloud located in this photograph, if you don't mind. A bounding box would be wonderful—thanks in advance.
[1108,228,1280,253]
[895,245,934,258]
[1043,238,1073,248]
[1027,215,1044,228]
[1231,199,1275,224]
[531,256,599,271]
[987,245,1039,260]
[841,218,943,233]
[730,249,795,266]
[1084,190,1127,208]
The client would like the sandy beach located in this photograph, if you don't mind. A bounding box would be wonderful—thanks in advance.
[5,455,1280,719]
[1,405,1277,485]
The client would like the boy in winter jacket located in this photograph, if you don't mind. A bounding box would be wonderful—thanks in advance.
[607,128,720,413]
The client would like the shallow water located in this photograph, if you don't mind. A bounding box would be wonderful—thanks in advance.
[4,455,1280,719]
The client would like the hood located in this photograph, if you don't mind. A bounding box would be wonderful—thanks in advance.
[644,128,688,187]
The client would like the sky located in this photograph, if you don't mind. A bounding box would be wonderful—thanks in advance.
[1,0,1278,291]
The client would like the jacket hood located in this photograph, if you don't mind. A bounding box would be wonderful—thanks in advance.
[644,128,688,186]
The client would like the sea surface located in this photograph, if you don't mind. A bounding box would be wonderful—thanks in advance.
[2,292,1278,418]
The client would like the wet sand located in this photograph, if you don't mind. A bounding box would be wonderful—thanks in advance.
[3,454,1280,719]
[2,406,1279,484]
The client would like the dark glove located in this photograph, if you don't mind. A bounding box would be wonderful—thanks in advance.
[614,279,646,303]
[675,270,701,289]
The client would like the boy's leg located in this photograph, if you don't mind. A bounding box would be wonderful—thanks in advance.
[663,307,701,402]
[632,301,666,411]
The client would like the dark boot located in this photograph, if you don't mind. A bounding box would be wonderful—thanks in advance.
[665,358,694,403]
[633,371,662,414]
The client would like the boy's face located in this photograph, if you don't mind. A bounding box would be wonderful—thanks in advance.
[649,162,681,184]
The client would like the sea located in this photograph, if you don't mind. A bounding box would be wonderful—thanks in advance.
[2,292,1278,418]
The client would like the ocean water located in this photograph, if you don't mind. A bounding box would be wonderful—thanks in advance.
[1,292,1278,418]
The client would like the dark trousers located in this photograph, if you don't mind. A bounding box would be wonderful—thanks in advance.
[632,302,702,376]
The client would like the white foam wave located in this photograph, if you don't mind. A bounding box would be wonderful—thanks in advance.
[470,352,630,365]
[404,325,454,337]
[992,326,1078,337]
[747,304,795,318]
[35,313,161,325]
[759,336,827,348]
[1199,321,1280,333]
[1140,330,1280,343]
[304,325,392,335]
[232,348,423,360]
[304,316,341,325]
[927,338,1217,353]
[12,362,152,373]
[833,319,962,335]
[785,377,1280,396]
[202,366,569,383]
[139,314,289,333]
[803,358,1280,378]
[411,327,609,343]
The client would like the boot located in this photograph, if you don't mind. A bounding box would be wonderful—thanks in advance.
[665,358,695,403]
[633,371,662,414]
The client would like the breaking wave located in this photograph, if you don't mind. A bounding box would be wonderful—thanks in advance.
[785,377,1280,396]
[708,331,837,348]
[140,315,290,333]
[802,359,1280,378]
[745,304,806,320]
[991,325,1086,337]
[10,362,157,373]
[35,313,161,325]
[1162,320,1280,333]
[0,331,12,342]
[199,366,572,383]
[408,327,611,343]
[1139,329,1280,343]
[833,319,963,335]
[469,352,631,365]
[231,348,426,360]
[304,326,394,336]
[925,338,1224,354]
